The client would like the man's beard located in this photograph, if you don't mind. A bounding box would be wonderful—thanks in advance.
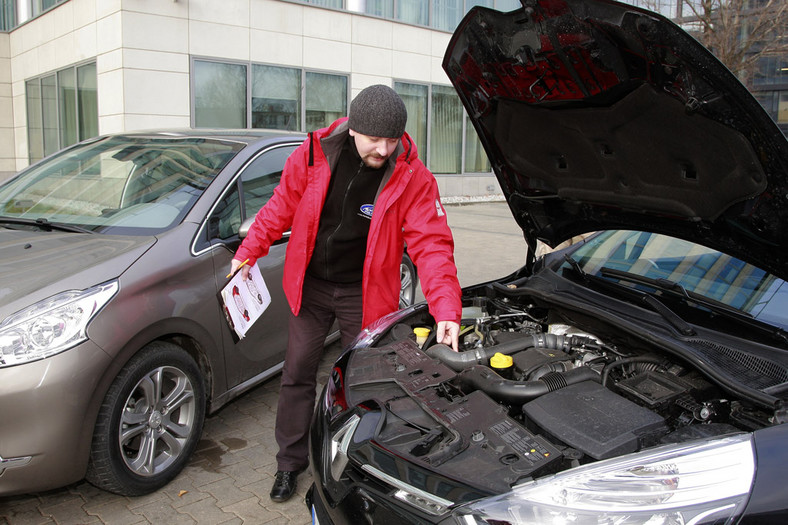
[361,154,388,168]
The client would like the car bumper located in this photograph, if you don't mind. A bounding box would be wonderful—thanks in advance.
[0,341,112,495]
[307,386,457,525]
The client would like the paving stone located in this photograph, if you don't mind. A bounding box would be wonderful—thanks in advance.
[38,498,101,524]
[133,499,195,524]
[157,478,211,510]
[176,496,237,524]
[221,496,281,524]
[84,501,148,525]
[0,504,53,525]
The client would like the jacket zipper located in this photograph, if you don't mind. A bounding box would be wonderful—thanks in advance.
[321,161,365,279]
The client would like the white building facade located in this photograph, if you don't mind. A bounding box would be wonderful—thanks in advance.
[0,0,523,198]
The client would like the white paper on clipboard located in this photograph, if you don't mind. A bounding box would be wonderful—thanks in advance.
[220,263,271,339]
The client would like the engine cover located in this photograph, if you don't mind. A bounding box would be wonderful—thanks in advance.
[523,381,668,459]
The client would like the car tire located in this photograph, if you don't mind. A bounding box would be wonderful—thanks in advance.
[85,341,206,496]
[400,253,418,308]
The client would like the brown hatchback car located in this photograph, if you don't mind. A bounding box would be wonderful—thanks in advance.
[0,129,418,497]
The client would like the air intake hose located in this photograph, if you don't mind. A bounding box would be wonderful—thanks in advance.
[425,333,589,372]
[455,365,600,404]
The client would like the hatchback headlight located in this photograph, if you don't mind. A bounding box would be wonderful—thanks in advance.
[0,281,118,367]
[454,434,754,525]
[348,304,422,350]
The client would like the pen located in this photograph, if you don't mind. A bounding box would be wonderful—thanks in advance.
[227,258,249,279]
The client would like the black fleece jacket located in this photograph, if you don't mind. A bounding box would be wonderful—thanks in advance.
[306,136,386,283]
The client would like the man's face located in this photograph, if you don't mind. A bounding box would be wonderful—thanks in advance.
[350,129,399,169]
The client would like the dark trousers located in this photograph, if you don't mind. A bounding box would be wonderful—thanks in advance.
[274,275,363,471]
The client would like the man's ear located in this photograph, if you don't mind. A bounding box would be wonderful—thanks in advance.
[348,129,357,137]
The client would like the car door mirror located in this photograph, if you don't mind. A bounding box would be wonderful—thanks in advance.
[239,217,255,239]
[238,217,290,245]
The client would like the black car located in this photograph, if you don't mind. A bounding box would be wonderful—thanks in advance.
[307,1,788,524]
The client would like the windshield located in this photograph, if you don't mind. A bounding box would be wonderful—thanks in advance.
[0,136,244,234]
[563,231,788,331]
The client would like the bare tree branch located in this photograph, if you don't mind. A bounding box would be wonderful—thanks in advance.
[636,0,788,85]
[678,0,788,84]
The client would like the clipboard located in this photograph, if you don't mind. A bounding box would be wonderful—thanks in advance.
[220,263,271,340]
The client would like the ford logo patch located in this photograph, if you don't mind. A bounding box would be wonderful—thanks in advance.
[360,204,374,218]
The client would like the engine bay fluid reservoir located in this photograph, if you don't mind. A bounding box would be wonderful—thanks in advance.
[490,352,514,379]
[413,327,431,347]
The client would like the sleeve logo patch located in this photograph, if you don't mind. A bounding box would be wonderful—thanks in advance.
[435,199,445,217]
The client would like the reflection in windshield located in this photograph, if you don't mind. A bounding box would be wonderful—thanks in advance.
[565,231,788,330]
[0,136,244,234]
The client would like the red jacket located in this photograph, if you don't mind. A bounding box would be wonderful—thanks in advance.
[235,118,462,328]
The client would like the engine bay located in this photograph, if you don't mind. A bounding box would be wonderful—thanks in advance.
[340,281,786,495]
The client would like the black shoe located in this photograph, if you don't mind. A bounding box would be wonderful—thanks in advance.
[270,470,299,502]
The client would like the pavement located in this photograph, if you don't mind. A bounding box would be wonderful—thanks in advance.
[0,201,527,525]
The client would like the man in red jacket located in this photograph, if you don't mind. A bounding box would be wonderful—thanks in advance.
[230,84,462,502]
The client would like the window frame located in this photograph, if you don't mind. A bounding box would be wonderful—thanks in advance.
[191,56,350,133]
[25,60,98,164]
[394,79,492,175]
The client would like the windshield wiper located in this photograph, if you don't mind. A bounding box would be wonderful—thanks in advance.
[599,267,788,345]
[0,216,95,234]
[563,255,695,336]
[599,267,748,318]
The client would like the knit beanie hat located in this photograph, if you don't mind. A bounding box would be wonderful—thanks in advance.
[348,84,408,139]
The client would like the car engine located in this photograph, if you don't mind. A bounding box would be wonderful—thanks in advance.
[337,281,786,495]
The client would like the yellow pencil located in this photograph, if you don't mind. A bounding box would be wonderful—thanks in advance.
[227,258,249,279]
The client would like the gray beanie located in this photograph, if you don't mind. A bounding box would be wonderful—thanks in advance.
[348,84,407,139]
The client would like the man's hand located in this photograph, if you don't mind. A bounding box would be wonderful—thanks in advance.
[229,258,252,281]
[436,321,460,352]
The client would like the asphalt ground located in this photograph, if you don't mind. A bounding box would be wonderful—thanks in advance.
[0,201,527,525]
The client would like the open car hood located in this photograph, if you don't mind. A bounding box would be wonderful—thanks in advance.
[443,0,788,280]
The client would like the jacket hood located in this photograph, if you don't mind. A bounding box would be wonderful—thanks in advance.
[443,0,788,279]
[0,231,154,320]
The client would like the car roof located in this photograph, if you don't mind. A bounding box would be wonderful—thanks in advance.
[94,128,308,145]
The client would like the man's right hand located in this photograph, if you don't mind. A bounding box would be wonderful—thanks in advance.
[230,258,252,280]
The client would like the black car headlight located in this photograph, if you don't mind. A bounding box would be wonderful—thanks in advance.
[347,304,421,351]
[453,433,754,525]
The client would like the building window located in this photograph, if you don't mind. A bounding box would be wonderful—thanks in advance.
[354,0,394,17]
[344,0,523,30]
[466,0,494,11]
[193,59,348,132]
[32,0,61,17]
[430,84,464,174]
[494,0,521,10]
[303,0,343,8]
[193,60,247,128]
[396,81,491,174]
[433,0,464,31]
[779,92,788,124]
[252,65,301,130]
[306,72,348,130]
[465,115,490,172]
[0,0,14,30]
[754,56,788,87]
[396,0,428,25]
[25,80,43,162]
[395,81,428,156]
[26,62,98,163]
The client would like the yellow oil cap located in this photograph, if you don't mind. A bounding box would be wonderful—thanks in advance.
[413,327,431,338]
[490,352,513,369]
[413,327,431,347]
